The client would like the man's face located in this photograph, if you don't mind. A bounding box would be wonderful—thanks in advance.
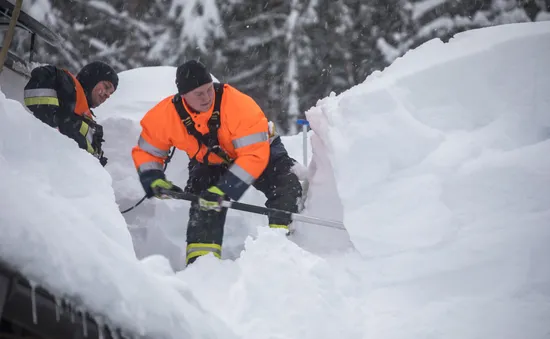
[182,82,214,112]
[90,81,115,108]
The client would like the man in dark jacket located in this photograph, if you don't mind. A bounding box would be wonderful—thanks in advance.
[23,61,119,166]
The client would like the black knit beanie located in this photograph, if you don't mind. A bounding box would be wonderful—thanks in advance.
[76,61,119,97]
[175,60,213,95]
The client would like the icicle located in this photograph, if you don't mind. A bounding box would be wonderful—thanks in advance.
[81,308,88,337]
[107,324,120,339]
[54,297,62,322]
[94,317,104,339]
[106,325,115,339]
[70,303,75,323]
[118,330,131,339]
[28,280,38,324]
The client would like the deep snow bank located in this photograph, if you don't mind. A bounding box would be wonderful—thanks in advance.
[92,23,549,339]
[13,20,547,339]
[0,89,236,338]
[303,21,550,338]
[308,21,550,256]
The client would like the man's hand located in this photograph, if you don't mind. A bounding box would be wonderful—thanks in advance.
[99,155,108,167]
[151,178,183,199]
[92,123,104,147]
[75,120,97,154]
[199,186,226,212]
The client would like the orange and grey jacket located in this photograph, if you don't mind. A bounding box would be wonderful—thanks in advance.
[132,84,273,200]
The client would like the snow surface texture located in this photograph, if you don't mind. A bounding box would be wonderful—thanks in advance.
[304,21,550,339]
[1,21,549,339]
[0,66,28,104]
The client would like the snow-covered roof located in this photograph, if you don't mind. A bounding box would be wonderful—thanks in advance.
[0,89,235,338]
[1,20,549,339]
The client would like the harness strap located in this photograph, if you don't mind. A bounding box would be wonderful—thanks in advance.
[172,83,231,165]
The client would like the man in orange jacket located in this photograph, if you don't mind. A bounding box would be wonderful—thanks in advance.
[131,60,302,265]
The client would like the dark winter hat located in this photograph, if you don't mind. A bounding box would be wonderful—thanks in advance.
[175,60,213,95]
[76,61,119,96]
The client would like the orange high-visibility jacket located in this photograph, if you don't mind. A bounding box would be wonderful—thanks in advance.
[131,84,270,200]
[64,70,94,120]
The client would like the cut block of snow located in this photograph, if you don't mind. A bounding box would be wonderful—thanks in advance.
[303,21,550,339]
[307,21,550,255]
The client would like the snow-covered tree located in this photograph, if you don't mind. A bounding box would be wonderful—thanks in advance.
[11,0,550,135]
[216,0,315,132]
[15,0,225,72]
[381,0,550,63]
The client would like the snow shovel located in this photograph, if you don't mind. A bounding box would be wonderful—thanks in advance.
[163,190,345,231]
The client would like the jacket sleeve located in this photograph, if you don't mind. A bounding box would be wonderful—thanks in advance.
[24,65,62,128]
[131,105,173,194]
[216,95,270,201]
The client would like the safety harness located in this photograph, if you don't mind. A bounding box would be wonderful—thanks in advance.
[172,83,232,166]
[122,83,231,215]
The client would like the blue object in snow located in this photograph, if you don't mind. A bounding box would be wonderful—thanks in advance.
[296,119,309,166]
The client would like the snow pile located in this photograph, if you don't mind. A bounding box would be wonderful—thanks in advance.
[99,21,550,339]
[1,20,549,339]
[305,21,550,338]
[0,89,236,338]
[310,21,550,256]
[95,20,550,339]
[179,21,550,339]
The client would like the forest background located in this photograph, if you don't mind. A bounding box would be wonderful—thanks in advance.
[12,0,550,134]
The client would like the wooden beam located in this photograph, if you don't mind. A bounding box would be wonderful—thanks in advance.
[0,0,22,73]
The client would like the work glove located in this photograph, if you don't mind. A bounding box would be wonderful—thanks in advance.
[91,123,105,150]
[151,178,183,199]
[90,148,108,166]
[75,119,105,159]
[85,123,109,166]
[199,186,226,212]
[74,119,97,155]
[99,153,108,167]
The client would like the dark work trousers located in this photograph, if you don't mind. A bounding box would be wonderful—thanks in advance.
[184,153,302,263]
